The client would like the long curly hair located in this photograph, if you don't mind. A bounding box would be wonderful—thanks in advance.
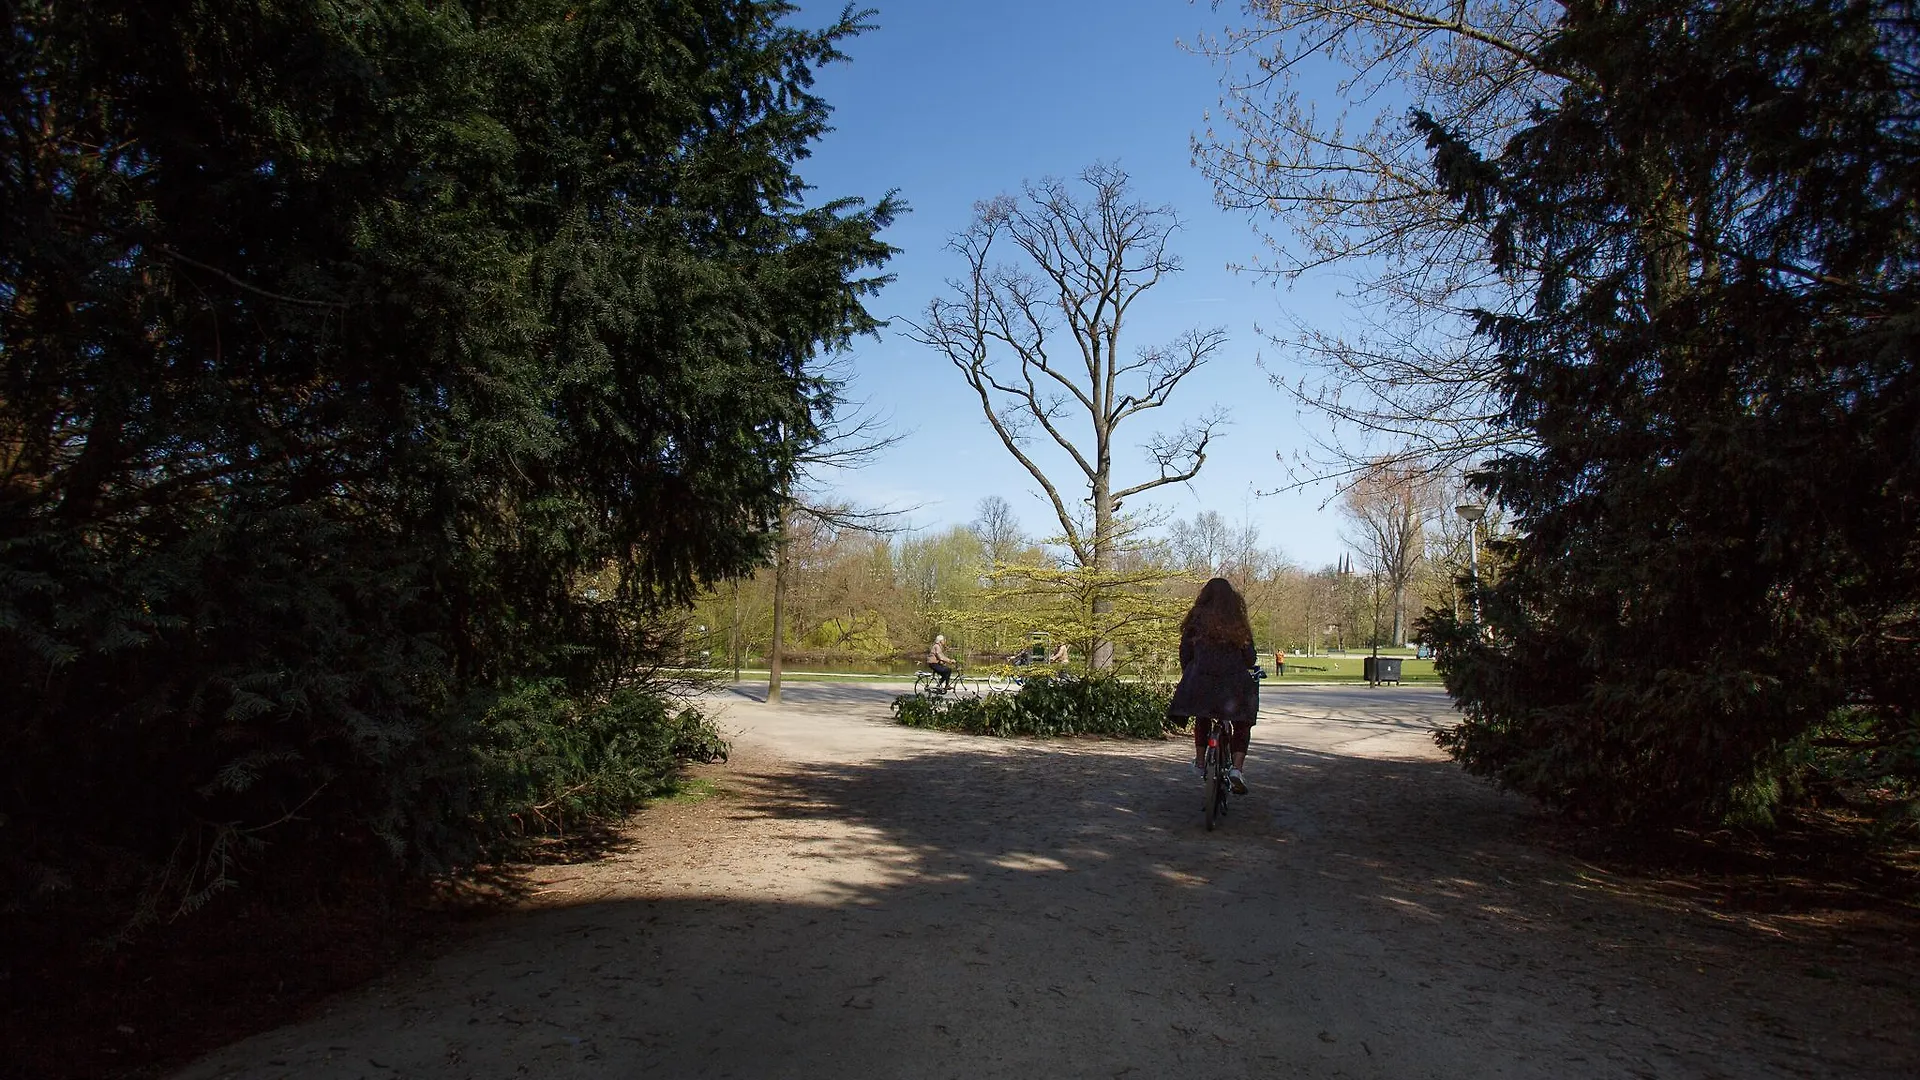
[1181,577,1253,648]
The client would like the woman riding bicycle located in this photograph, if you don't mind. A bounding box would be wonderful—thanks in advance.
[1170,577,1259,794]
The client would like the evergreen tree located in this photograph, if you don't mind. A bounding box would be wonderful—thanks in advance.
[1424,0,1920,825]
[1,0,896,908]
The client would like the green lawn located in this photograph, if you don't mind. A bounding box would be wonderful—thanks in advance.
[1267,654,1442,683]
[679,657,1443,685]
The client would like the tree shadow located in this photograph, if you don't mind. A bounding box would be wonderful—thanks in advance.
[168,729,1919,1080]
[724,681,913,707]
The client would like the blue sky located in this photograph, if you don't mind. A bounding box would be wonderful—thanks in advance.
[793,0,1360,570]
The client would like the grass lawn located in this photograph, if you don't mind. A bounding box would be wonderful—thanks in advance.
[1268,654,1442,683]
[682,658,1443,686]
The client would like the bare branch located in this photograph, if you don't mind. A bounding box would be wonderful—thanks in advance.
[1114,407,1228,502]
[1114,327,1229,422]
[790,499,913,535]
[1193,1,1565,480]
[152,243,350,310]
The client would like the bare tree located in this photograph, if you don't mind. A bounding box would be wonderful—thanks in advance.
[1298,564,1343,656]
[906,164,1228,666]
[969,495,1026,568]
[1193,1,1568,481]
[1253,562,1344,657]
[1341,461,1439,645]
[1168,510,1267,581]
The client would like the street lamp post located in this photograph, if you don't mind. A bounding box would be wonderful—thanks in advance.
[1456,502,1485,622]
[1368,567,1382,687]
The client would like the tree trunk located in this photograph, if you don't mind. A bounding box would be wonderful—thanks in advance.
[730,578,742,681]
[1634,151,1692,318]
[909,166,1224,677]
[1091,465,1115,671]
[768,504,789,705]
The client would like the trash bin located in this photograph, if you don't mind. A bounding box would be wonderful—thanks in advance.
[1365,656,1403,684]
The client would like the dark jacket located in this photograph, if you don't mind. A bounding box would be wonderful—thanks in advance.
[1168,632,1258,724]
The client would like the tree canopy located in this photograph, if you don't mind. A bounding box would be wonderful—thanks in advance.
[1425,0,1920,827]
[1,0,897,914]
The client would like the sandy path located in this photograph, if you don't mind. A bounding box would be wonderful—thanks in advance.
[175,684,1917,1079]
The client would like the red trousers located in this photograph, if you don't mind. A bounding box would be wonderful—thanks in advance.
[1192,718,1251,757]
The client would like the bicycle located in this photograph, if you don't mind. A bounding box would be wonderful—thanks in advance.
[973,668,1021,696]
[913,668,962,697]
[1200,715,1236,830]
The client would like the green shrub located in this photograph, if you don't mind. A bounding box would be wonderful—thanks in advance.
[890,675,1177,739]
[473,681,730,849]
[1781,706,1920,837]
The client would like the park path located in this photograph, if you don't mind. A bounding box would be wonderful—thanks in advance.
[175,684,1916,1079]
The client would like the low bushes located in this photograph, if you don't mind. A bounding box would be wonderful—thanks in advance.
[472,681,731,850]
[1,677,730,947]
[890,675,1178,739]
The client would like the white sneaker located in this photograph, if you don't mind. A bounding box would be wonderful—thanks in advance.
[1190,759,1205,779]
[1229,768,1248,795]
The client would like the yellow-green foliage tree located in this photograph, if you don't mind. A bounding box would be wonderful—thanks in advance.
[897,525,988,657]
[954,552,1192,682]
[804,615,894,659]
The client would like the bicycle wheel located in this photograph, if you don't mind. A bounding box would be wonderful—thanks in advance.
[1203,722,1224,831]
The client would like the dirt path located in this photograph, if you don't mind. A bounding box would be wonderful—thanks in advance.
[175,684,1917,1079]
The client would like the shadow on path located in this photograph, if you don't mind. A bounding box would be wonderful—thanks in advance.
[174,714,1918,1080]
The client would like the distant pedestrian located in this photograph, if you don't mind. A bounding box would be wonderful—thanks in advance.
[1274,648,1286,676]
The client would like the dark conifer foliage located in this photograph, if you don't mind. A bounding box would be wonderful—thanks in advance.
[1424,0,1919,826]
[0,0,895,912]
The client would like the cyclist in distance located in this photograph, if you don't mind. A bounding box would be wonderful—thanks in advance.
[1170,577,1259,793]
[927,634,956,691]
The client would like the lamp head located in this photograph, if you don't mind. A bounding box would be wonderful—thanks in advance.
[1455,503,1486,523]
